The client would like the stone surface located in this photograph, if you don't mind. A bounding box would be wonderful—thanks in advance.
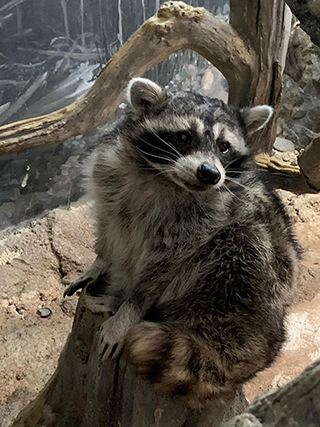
[279,26,320,148]
[273,137,295,152]
[227,359,320,426]
[0,202,95,427]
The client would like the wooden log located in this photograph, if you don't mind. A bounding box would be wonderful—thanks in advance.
[12,294,248,427]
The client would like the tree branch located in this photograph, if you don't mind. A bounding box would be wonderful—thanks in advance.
[0,1,254,157]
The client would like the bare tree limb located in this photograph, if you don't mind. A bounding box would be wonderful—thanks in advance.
[0,2,255,157]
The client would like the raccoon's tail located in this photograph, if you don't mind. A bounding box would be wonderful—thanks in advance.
[125,321,259,408]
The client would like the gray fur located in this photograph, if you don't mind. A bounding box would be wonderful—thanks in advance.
[65,79,300,407]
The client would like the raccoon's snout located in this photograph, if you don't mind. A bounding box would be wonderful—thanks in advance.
[196,162,221,185]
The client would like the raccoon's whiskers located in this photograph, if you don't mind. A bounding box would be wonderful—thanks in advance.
[133,145,174,163]
[226,177,249,190]
[226,170,251,174]
[138,136,179,161]
[171,162,196,182]
[222,183,242,201]
[218,188,227,217]
[141,167,172,177]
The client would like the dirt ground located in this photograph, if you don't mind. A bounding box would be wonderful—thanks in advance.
[0,190,319,426]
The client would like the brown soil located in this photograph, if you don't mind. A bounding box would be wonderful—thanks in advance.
[0,191,319,425]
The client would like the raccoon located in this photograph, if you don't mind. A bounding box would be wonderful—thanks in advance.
[64,78,300,407]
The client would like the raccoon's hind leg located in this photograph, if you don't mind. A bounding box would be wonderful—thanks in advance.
[63,256,108,297]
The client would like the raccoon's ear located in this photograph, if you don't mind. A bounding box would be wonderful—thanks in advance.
[126,78,168,115]
[241,106,274,134]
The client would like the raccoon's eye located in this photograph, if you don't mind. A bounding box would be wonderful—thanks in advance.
[219,141,230,153]
[176,131,191,143]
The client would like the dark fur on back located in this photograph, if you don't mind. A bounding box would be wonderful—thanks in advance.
[70,79,300,407]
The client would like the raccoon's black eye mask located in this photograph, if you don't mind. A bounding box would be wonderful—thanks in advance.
[134,129,200,164]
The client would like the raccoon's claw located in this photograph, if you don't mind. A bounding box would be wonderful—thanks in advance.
[64,256,108,297]
[99,315,126,359]
[99,302,140,360]
[63,275,94,297]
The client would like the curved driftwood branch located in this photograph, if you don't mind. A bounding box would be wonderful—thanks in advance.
[0,1,255,157]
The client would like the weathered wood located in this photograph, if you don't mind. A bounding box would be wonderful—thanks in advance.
[255,154,318,194]
[0,2,255,157]
[12,294,248,427]
[230,0,292,152]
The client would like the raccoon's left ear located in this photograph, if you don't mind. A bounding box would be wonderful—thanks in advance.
[241,106,274,134]
[126,78,168,115]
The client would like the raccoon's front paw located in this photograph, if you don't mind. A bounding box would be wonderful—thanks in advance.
[99,303,140,360]
[64,256,108,297]
[64,275,95,297]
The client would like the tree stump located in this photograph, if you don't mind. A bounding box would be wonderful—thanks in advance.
[12,294,247,427]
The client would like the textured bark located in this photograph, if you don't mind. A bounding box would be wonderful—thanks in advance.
[230,0,292,152]
[285,0,320,47]
[225,358,320,426]
[12,295,248,427]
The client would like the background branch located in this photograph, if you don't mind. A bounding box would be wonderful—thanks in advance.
[0,2,254,157]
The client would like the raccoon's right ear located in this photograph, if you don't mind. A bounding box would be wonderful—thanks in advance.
[126,78,168,115]
[241,105,274,134]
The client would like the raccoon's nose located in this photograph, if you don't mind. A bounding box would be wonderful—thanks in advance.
[197,162,221,185]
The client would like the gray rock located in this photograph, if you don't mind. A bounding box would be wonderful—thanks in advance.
[224,413,262,427]
[225,359,320,427]
[37,308,52,318]
[273,137,295,152]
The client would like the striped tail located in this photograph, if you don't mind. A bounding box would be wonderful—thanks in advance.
[125,321,262,408]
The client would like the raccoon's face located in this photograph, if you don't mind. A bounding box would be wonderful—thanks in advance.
[123,78,273,193]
